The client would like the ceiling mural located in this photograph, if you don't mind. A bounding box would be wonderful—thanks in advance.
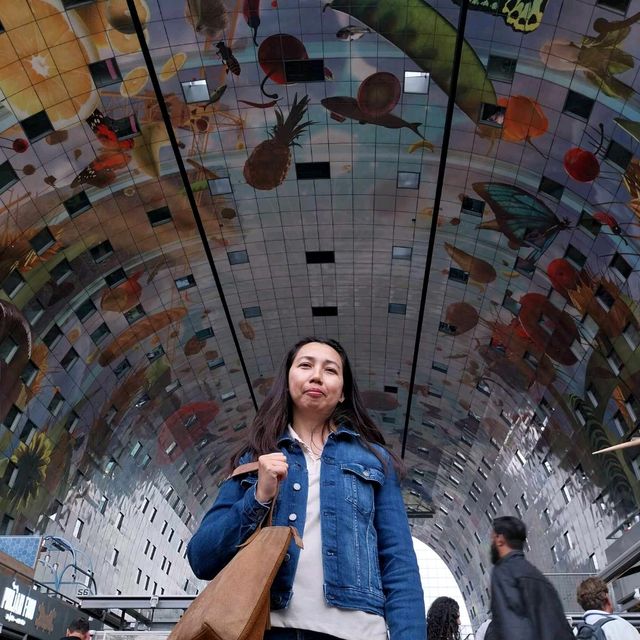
[0,0,640,614]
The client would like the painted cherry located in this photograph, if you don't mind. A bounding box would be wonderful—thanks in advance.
[563,147,600,182]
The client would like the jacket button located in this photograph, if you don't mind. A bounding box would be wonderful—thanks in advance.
[288,513,297,522]
[363,470,370,477]
[284,553,290,562]
[293,483,301,491]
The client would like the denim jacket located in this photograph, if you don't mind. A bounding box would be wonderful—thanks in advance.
[187,425,426,640]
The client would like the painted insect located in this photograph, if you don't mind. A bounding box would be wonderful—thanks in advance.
[451,0,548,32]
[216,41,241,76]
[71,109,135,188]
[474,182,571,276]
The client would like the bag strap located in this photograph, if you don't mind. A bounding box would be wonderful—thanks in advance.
[592,616,616,630]
[231,461,260,477]
[232,460,279,528]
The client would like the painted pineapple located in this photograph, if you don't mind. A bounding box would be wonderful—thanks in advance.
[243,94,312,190]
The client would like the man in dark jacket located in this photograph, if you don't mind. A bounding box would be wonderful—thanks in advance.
[60,618,90,640]
[487,516,574,640]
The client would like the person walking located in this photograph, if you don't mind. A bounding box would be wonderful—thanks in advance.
[187,337,426,640]
[575,577,639,638]
[487,516,574,640]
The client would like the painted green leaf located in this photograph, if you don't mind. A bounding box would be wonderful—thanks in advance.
[328,0,496,122]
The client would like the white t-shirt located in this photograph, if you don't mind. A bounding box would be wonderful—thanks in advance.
[270,427,388,640]
[574,610,639,639]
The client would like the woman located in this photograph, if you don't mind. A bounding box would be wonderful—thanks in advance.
[426,597,461,640]
[187,337,426,640]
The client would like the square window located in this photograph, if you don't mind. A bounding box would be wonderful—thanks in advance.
[165,380,181,393]
[439,321,457,335]
[20,420,37,445]
[404,71,430,94]
[90,322,111,345]
[432,361,448,373]
[0,336,19,364]
[596,285,615,310]
[23,299,44,324]
[99,495,108,515]
[487,55,517,82]
[623,322,639,350]
[124,303,145,324]
[397,171,420,189]
[539,176,564,200]
[114,358,131,379]
[0,160,19,196]
[306,251,335,264]
[607,348,623,374]
[73,518,84,539]
[50,259,73,284]
[64,191,91,217]
[182,79,210,103]
[30,227,56,255]
[105,268,127,288]
[2,405,22,432]
[21,361,39,386]
[5,461,19,488]
[221,390,236,401]
[3,270,26,298]
[563,90,594,119]
[564,244,587,268]
[147,206,172,227]
[461,196,485,217]
[195,327,214,340]
[88,58,122,88]
[60,347,79,371]
[480,103,506,126]
[388,303,406,315]
[295,162,331,180]
[207,357,225,369]
[20,111,54,143]
[596,0,630,13]
[175,274,196,291]
[283,59,325,82]
[67,411,80,433]
[146,345,164,361]
[42,324,63,350]
[75,298,96,321]
[48,391,64,416]
[392,246,412,260]
[605,140,632,171]
[89,240,114,264]
[449,267,469,283]
[578,210,601,236]
[243,306,262,318]
[228,250,249,265]
[610,253,632,279]
[208,177,232,195]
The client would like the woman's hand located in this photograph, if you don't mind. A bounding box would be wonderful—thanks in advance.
[255,452,288,503]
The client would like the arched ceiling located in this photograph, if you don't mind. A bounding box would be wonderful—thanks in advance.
[1,0,640,596]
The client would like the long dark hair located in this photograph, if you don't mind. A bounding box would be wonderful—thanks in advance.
[230,337,402,473]
[427,597,461,640]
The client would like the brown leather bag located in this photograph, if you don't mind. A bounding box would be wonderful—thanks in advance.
[168,462,303,640]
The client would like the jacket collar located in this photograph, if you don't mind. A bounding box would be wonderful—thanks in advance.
[277,423,359,446]
[498,550,524,564]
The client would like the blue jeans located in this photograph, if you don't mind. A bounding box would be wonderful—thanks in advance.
[264,629,340,640]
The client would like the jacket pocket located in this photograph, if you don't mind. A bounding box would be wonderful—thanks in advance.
[341,462,385,515]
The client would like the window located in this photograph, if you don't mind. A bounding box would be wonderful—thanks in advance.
[596,285,615,310]
[515,449,526,465]
[283,59,325,82]
[623,322,640,350]
[561,483,572,504]
[449,267,469,283]
[0,336,19,364]
[116,512,124,531]
[43,324,63,349]
[60,347,79,371]
[105,268,127,288]
[104,457,117,475]
[114,358,131,379]
[607,348,623,375]
[30,227,56,255]
[564,530,573,549]
[296,162,331,180]
[397,171,420,189]
[89,57,122,88]
[20,111,54,142]
[0,514,14,535]
[480,103,506,126]
[392,246,412,260]
[0,160,19,195]
[521,492,529,510]
[110,548,119,566]
[90,322,111,345]
[136,568,142,584]
[64,191,92,217]
[538,176,564,200]
[150,545,156,560]
[208,177,233,194]
[578,210,602,236]
[228,250,249,265]
[150,507,157,523]
[311,306,337,317]
[543,458,553,475]
[2,405,22,432]
[175,275,196,291]
[21,361,39,386]
[73,518,84,539]
[551,545,559,564]
[461,196,485,217]
[147,205,172,227]
[75,298,97,321]
[563,90,594,119]
[182,79,209,103]
[404,71,429,93]
[605,140,632,171]
[590,553,600,572]
[439,321,457,335]
[610,253,632,279]
[195,327,214,341]
[487,55,517,82]
[99,495,108,515]
[89,240,114,264]
[124,304,145,324]
[565,244,587,269]
[388,303,407,315]
[50,259,73,284]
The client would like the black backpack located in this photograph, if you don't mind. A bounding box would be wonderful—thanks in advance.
[574,616,616,640]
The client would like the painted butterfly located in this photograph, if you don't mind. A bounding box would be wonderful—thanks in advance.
[71,109,136,188]
[451,0,547,32]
